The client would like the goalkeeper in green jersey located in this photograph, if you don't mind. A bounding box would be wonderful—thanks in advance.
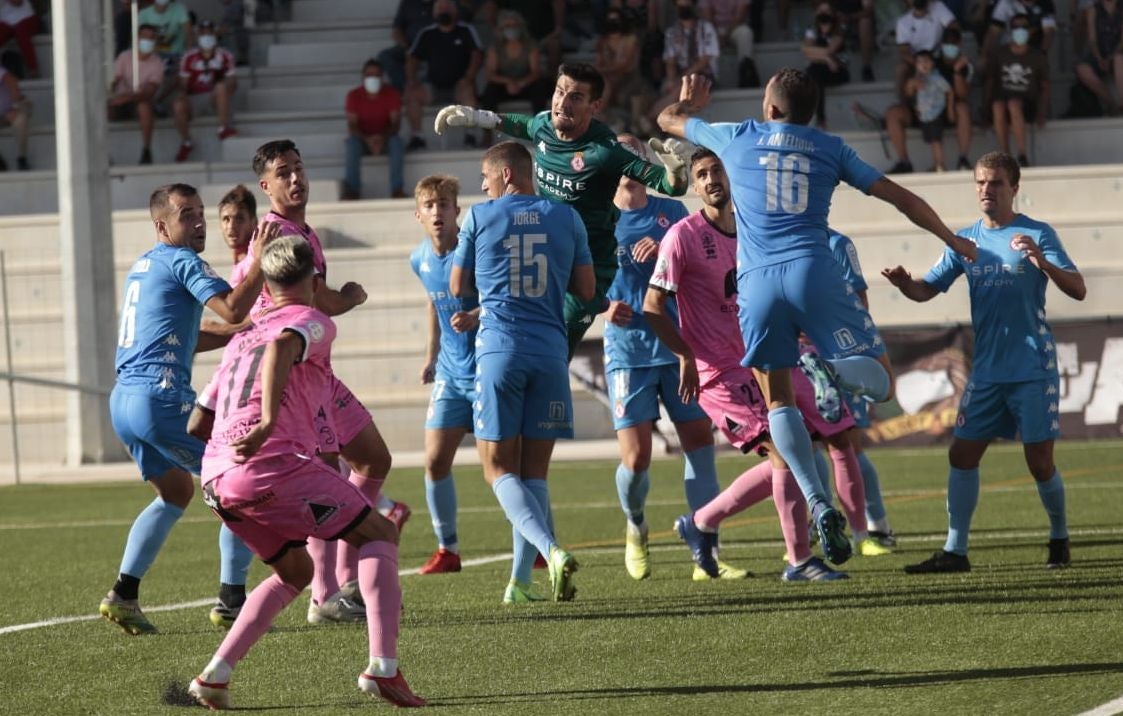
[435,62,689,358]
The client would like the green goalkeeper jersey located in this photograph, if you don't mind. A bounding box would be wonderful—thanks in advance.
[500,112,685,269]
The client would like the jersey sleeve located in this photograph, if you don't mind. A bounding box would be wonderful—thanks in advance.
[453,207,478,270]
[838,142,883,194]
[831,233,868,292]
[197,371,220,412]
[571,208,592,266]
[922,245,964,293]
[282,309,335,364]
[613,143,682,196]
[409,245,423,279]
[650,226,686,294]
[685,118,740,155]
[175,252,232,306]
[1037,224,1077,272]
[498,112,536,140]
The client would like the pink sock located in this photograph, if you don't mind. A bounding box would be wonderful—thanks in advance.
[830,446,867,534]
[215,574,300,667]
[694,461,773,531]
[307,537,340,604]
[337,471,384,586]
[358,540,401,660]
[350,471,385,504]
[773,468,812,564]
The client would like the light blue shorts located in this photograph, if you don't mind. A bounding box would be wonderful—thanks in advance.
[953,376,1061,443]
[474,352,574,441]
[110,387,203,479]
[606,364,708,430]
[425,373,476,431]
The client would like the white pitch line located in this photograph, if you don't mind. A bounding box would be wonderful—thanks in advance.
[1074,695,1123,716]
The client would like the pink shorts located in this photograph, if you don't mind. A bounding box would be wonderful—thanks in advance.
[323,375,372,449]
[698,368,770,455]
[793,368,855,439]
[203,454,372,563]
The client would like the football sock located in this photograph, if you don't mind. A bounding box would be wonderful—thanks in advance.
[358,540,401,660]
[339,471,385,584]
[773,468,812,565]
[201,656,232,685]
[215,574,300,667]
[683,445,720,510]
[492,473,555,564]
[768,406,830,510]
[119,497,185,579]
[512,478,551,585]
[307,537,340,605]
[858,451,888,524]
[614,464,649,526]
[112,573,141,601]
[424,473,458,551]
[830,445,868,536]
[1035,470,1068,540]
[813,446,833,505]
[944,466,980,555]
[827,356,890,402]
[366,657,399,678]
[219,523,253,587]
[694,460,771,531]
[218,582,246,610]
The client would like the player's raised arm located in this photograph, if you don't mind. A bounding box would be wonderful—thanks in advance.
[1012,232,1087,301]
[657,73,713,139]
[881,265,940,302]
[866,177,978,262]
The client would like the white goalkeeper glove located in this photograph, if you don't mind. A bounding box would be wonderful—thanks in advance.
[434,105,501,135]
[647,137,689,186]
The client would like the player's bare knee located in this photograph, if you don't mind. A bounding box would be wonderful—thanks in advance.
[347,511,399,547]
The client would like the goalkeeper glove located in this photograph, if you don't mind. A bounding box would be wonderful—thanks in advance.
[434,105,501,134]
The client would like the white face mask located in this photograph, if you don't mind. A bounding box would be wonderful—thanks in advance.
[138,38,156,54]
[199,34,217,51]
[363,76,382,94]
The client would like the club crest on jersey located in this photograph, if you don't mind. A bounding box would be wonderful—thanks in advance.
[656,213,670,228]
[571,152,585,171]
[308,321,325,343]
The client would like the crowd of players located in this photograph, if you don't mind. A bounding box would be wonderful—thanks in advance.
[98,58,1085,709]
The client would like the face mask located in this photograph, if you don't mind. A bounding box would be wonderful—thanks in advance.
[1011,28,1030,45]
[435,11,453,25]
[941,43,959,59]
[677,6,696,20]
[503,27,519,40]
[199,34,217,51]
[363,76,382,93]
[138,38,156,54]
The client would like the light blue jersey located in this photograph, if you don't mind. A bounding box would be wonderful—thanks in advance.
[924,214,1076,384]
[410,238,479,382]
[829,230,868,294]
[114,242,230,401]
[454,193,592,359]
[685,118,883,269]
[605,196,689,370]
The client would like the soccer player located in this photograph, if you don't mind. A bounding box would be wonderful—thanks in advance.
[187,236,425,709]
[646,149,850,582]
[604,134,747,582]
[884,151,1086,573]
[450,141,594,603]
[100,183,274,635]
[250,140,411,622]
[410,174,478,574]
[657,69,978,564]
[434,62,689,358]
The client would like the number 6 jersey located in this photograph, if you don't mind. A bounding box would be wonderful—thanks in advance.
[201,304,337,482]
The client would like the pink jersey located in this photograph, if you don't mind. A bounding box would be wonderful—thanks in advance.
[201,303,337,482]
[649,211,744,386]
[234,211,329,316]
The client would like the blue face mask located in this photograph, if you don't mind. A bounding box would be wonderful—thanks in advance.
[941,43,959,59]
[1011,28,1030,45]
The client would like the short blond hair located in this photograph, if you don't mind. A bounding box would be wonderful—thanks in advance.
[414,174,460,204]
[261,235,315,285]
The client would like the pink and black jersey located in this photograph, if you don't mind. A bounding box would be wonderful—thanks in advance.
[201,304,336,482]
[232,212,328,316]
[649,211,744,386]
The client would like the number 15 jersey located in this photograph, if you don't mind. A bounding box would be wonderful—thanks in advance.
[201,304,337,482]
[454,193,592,360]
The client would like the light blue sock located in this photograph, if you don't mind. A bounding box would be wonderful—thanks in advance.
[492,473,555,562]
[944,466,980,555]
[1035,471,1068,540]
[768,406,829,509]
[683,445,720,511]
[858,451,888,524]
[828,356,890,402]
[425,474,459,549]
[615,464,650,525]
[119,497,185,578]
[812,446,833,506]
[510,478,552,584]
[219,523,253,585]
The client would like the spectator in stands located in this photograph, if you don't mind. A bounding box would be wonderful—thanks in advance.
[479,9,551,143]
[480,0,565,76]
[218,0,249,65]
[1070,0,1096,56]
[0,0,40,78]
[139,0,193,71]
[894,0,958,98]
[699,0,756,87]
[0,63,29,169]
[595,6,654,134]
[1074,0,1123,116]
[648,0,718,127]
[884,46,955,173]
[108,24,165,165]
[936,25,974,169]
[981,0,1056,63]
[989,13,1049,166]
[404,0,484,150]
[802,3,850,128]
[831,0,876,81]
[172,21,238,163]
[342,59,406,200]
